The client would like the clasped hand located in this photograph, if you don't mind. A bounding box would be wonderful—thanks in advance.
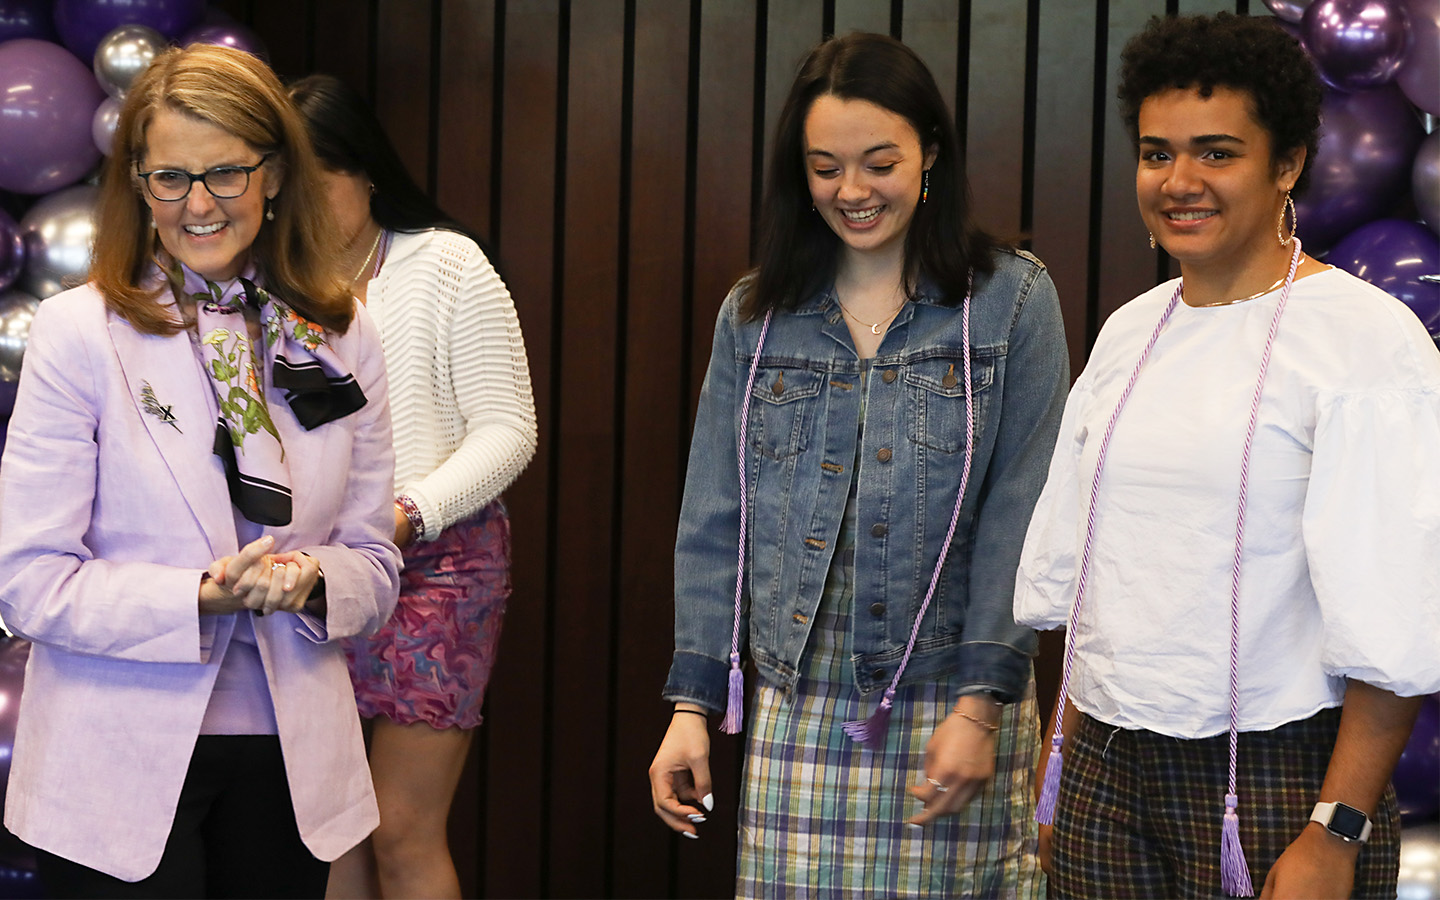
[197,534,320,616]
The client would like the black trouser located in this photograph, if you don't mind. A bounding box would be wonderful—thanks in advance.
[35,735,329,899]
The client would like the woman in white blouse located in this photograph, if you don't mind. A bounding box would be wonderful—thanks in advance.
[292,75,537,900]
[1014,13,1439,900]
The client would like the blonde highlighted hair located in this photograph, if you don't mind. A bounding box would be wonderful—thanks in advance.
[90,43,352,335]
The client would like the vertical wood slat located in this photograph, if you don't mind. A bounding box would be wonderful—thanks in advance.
[547,2,625,896]
[610,2,694,897]
[218,2,1264,895]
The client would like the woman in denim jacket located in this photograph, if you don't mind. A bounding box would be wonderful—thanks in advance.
[648,32,1068,898]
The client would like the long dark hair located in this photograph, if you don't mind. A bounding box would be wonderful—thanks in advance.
[289,74,482,244]
[745,32,1001,320]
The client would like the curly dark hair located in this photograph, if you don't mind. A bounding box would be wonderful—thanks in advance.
[744,32,1001,319]
[1116,13,1323,196]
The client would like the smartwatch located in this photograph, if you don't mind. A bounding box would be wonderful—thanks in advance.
[1310,801,1372,843]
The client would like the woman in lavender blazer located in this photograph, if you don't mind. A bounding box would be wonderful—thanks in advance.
[0,45,400,898]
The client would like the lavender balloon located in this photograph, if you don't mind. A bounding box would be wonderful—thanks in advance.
[54,0,205,63]
[1397,0,1440,114]
[1419,132,1440,234]
[0,209,23,294]
[0,0,54,42]
[0,39,105,196]
[1302,0,1412,90]
[180,21,270,62]
[91,96,121,158]
[1329,219,1440,334]
[1263,0,1316,21]
[1294,84,1424,253]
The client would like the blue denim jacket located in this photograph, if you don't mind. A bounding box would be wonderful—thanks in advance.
[663,249,1069,713]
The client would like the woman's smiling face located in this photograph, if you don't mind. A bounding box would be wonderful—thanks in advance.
[1136,85,1302,276]
[139,109,280,282]
[803,94,936,264]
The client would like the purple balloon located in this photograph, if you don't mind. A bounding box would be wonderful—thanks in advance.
[0,638,33,872]
[0,209,22,294]
[0,39,105,196]
[1264,0,1316,21]
[1294,84,1424,254]
[53,0,206,63]
[1329,218,1440,333]
[1302,0,1412,90]
[0,0,54,42]
[179,21,270,62]
[1397,0,1440,114]
[1393,695,1440,823]
[1418,132,1440,234]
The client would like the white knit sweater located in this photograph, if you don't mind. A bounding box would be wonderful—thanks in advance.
[367,229,537,542]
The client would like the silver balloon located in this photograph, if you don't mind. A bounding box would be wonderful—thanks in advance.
[92,24,166,99]
[1399,823,1440,900]
[1419,132,1440,234]
[19,185,99,299]
[1263,0,1316,22]
[0,290,40,383]
[91,96,120,158]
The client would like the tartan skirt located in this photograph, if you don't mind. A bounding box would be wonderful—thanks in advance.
[1050,708,1401,899]
[736,544,1045,898]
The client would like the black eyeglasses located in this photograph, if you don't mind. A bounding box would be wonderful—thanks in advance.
[136,153,272,202]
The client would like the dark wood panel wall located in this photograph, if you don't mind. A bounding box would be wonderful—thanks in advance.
[212,1,1251,896]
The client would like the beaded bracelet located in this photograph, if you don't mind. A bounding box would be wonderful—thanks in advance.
[395,495,425,541]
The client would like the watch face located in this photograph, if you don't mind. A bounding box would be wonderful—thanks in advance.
[1330,803,1368,839]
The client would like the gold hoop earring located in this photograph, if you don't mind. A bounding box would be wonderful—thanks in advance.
[1148,232,1157,250]
[1277,192,1296,247]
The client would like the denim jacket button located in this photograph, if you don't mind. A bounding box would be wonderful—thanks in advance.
[881,369,897,384]
[876,447,892,463]
[869,602,885,618]
[870,523,888,537]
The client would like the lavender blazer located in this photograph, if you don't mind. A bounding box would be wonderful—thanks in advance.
[0,285,401,882]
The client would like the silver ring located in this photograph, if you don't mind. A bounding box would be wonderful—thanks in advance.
[926,778,949,793]
[271,562,286,571]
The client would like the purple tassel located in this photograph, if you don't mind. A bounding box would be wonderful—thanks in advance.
[841,688,895,747]
[1221,793,1255,897]
[1035,733,1064,825]
[720,653,744,734]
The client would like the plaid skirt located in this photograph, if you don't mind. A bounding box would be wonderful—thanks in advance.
[1050,708,1401,899]
[736,541,1045,898]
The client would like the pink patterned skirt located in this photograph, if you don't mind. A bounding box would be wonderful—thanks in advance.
[344,501,510,730]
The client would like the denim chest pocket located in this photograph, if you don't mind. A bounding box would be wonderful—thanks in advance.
[905,355,995,453]
[749,366,823,460]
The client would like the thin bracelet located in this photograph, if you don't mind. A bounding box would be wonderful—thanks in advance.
[951,707,1001,734]
[673,708,708,719]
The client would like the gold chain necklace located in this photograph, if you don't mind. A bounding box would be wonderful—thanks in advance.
[837,297,908,335]
[349,227,383,289]
[1186,275,1286,308]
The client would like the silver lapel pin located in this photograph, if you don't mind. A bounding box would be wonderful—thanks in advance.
[140,381,182,433]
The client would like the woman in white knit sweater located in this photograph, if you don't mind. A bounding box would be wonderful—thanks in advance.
[292,75,537,900]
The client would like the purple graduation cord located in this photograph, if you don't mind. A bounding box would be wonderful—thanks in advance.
[721,272,976,746]
[1035,240,1302,898]
[721,310,773,734]
[841,272,974,747]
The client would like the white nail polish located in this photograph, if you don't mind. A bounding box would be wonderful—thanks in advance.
[702,793,714,812]
[687,814,706,823]
[682,831,699,840]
